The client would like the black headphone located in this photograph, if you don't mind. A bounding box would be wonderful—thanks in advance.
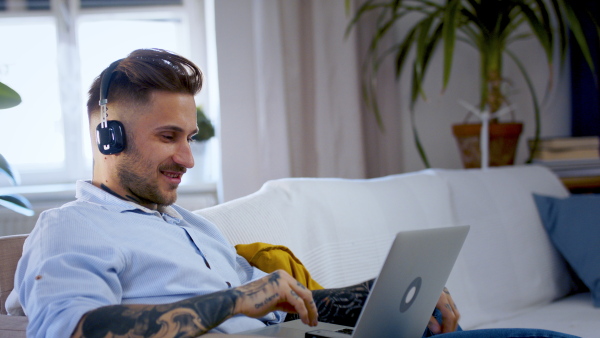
[96,59,127,155]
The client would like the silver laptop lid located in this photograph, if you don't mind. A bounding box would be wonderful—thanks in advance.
[351,225,469,338]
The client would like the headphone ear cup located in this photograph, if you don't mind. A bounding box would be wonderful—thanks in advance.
[96,120,127,155]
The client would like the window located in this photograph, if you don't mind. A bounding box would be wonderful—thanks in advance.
[0,0,214,187]
[0,18,63,172]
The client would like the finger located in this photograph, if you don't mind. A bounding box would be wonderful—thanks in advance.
[299,283,318,326]
[439,288,460,333]
[427,315,441,334]
[442,287,460,332]
[444,287,460,322]
[235,271,300,318]
[282,280,318,326]
[262,271,316,326]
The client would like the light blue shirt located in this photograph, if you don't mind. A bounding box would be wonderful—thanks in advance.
[14,180,283,337]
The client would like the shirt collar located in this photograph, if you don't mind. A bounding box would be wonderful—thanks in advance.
[75,180,183,220]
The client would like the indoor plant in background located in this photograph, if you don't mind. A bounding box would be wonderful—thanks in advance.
[0,81,33,216]
[193,105,215,143]
[185,106,215,183]
[346,0,599,168]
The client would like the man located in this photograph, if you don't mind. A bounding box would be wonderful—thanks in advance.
[11,48,459,337]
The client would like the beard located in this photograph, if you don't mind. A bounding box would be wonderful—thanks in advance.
[116,141,186,207]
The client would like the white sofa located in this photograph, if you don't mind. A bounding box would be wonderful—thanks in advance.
[195,165,599,337]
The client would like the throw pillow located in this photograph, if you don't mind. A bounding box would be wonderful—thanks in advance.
[533,193,600,307]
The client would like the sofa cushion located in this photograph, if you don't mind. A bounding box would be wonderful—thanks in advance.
[431,165,572,329]
[195,170,457,288]
[533,193,600,307]
[471,292,599,337]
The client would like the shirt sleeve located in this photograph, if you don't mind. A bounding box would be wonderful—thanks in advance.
[15,209,126,337]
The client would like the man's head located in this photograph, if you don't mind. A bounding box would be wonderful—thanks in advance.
[87,48,203,121]
[87,49,204,210]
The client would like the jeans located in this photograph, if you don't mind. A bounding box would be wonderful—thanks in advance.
[423,309,580,338]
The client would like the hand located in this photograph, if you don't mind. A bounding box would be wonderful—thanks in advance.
[233,270,319,327]
[428,287,460,334]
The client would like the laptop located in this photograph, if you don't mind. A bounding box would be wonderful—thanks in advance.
[237,225,470,338]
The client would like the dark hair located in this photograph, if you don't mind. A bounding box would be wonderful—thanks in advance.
[87,48,203,118]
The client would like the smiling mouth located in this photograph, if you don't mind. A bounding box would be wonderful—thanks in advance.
[161,171,186,182]
[162,171,183,178]
[160,164,187,183]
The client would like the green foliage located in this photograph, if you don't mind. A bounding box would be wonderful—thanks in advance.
[0,194,34,217]
[0,81,33,216]
[0,81,21,109]
[346,0,600,166]
[193,106,215,142]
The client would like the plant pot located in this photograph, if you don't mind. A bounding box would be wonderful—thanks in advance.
[452,122,523,169]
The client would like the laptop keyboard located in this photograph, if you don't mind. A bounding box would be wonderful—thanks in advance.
[336,328,354,335]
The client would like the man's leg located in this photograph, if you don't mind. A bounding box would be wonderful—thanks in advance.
[431,329,580,338]
[422,308,580,338]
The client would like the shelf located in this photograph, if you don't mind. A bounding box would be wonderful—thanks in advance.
[560,176,600,194]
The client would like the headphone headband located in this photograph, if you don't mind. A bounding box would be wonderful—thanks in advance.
[96,58,127,155]
[99,59,123,106]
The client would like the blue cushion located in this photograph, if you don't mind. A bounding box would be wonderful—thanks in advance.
[533,193,600,307]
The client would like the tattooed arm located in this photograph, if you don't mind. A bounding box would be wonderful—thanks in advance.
[285,279,374,327]
[311,279,374,327]
[71,270,318,338]
[285,281,460,334]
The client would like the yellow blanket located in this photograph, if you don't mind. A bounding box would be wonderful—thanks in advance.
[235,242,323,290]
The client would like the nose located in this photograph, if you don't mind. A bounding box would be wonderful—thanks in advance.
[173,141,195,169]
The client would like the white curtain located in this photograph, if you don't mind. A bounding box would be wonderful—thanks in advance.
[212,0,373,202]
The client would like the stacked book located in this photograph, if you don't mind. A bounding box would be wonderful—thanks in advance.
[529,136,600,178]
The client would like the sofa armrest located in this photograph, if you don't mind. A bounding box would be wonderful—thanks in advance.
[0,315,27,337]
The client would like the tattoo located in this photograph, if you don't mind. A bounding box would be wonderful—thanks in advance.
[254,293,280,309]
[100,184,142,205]
[73,288,241,338]
[286,279,374,327]
[239,271,284,311]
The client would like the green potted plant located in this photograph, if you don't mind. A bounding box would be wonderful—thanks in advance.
[346,0,599,168]
[192,106,215,142]
[0,81,34,216]
[184,106,215,183]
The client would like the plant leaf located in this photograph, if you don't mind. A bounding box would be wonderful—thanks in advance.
[560,0,596,74]
[410,105,431,168]
[506,49,541,164]
[0,154,19,185]
[0,82,21,109]
[394,26,418,79]
[0,194,34,216]
[442,0,461,90]
[344,0,383,38]
[517,2,553,66]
